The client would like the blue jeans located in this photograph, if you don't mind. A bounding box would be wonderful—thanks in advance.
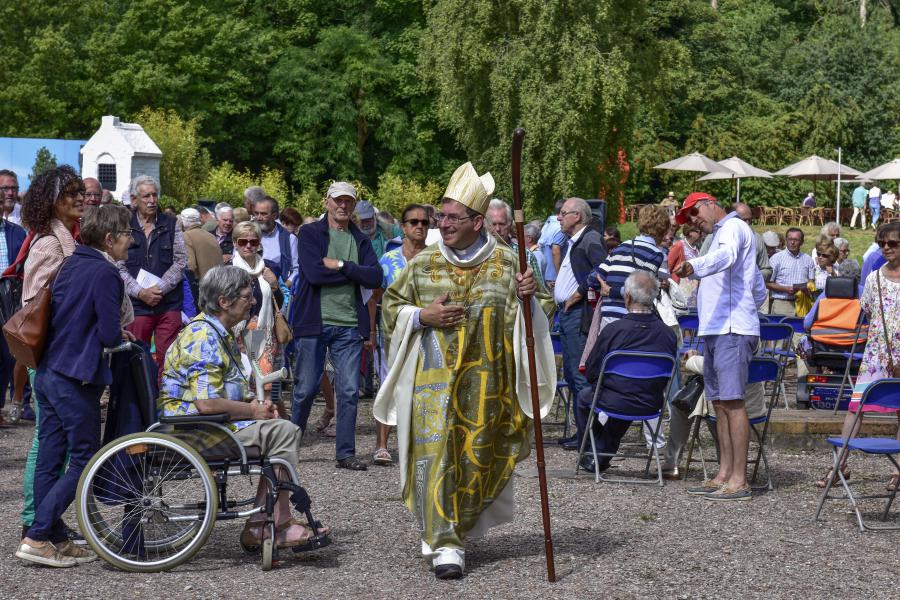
[27,367,102,542]
[871,204,881,227]
[292,325,363,460]
[557,302,590,400]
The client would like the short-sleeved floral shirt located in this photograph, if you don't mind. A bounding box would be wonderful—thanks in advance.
[159,314,253,431]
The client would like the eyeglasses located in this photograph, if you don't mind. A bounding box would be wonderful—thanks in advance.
[437,213,473,225]
[114,230,133,238]
[0,186,19,194]
[403,218,429,227]
[236,292,255,302]
[877,239,899,249]
[558,209,578,218]
[236,238,260,248]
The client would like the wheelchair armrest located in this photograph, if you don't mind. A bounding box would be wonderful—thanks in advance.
[159,413,231,424]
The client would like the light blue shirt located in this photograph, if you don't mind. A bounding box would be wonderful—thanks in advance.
[687,213,767,337]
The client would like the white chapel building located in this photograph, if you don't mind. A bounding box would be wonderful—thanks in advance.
[80,115,162,201]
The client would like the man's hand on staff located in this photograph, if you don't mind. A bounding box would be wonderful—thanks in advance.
[515,268,537,299]
[420,292,465,328]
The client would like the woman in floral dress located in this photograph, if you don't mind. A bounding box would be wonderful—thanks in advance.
[816,222,900,489]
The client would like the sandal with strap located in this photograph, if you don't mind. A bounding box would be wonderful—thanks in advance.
[240,521,268,553]
[815,466,850,489]
[886,473,900,492]
[276,518,331,549]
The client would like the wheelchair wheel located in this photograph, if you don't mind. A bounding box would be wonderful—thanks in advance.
[76,432,218,572]
[261,523,275,571]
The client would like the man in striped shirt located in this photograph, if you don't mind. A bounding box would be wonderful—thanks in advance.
[766,227,814,315]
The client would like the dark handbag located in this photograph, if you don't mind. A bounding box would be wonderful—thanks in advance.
[671,373,704,413]
[0,274,23,326]
[876,270,900,378]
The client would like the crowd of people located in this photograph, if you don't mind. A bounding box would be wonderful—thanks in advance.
[0,163,898,579]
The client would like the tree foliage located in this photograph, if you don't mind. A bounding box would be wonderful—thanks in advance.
[2,0,899,218]
[29,147,57,181]
[134,108,210,205]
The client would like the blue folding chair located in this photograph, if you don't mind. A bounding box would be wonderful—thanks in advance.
[757,323,794,409]
[574,351,676,486]
[815,379,900,531]
[549,330,573,437]
[757,314,772,324]
[683,357,782,490]
[677,313,702,356]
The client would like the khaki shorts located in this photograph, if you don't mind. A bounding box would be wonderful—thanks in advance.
[235,419,302,465]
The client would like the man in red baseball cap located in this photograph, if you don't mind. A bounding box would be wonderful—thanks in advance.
[673,191,767,502]
[674,192,717,226]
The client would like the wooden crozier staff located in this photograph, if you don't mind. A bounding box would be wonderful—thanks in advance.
[511,127,556,582]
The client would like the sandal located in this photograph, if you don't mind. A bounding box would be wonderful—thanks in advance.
[886,474,900,492]
[314,412,334,433]
[240,521,267,552]
[373,448,393,466]
[275,518,331,549]
[815,466,850,489]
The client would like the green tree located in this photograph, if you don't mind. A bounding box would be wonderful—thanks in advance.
[134,107,211,205]
[30,146,57,181]
[421,0,676,216]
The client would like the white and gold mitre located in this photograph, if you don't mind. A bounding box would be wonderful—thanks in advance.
[443,162,495,215]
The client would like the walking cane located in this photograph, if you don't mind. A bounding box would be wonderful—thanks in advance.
[511,127,557,582]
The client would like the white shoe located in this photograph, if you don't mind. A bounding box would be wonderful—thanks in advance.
[15,539,77,568]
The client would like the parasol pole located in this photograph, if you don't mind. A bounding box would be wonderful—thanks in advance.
[836,147,842,226]
[511,127,556,583]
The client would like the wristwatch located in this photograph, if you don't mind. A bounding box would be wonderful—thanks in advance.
[337,260,345,270]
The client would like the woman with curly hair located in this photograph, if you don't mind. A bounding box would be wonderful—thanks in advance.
[17,165,85,555]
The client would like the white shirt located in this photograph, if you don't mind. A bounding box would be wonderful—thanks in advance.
[260,224,299,283]
[553,225,585,304]
[688,213,767,337]
[869,186,881,199]
[881,192,895,210]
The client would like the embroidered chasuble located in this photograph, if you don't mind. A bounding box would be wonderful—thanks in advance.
[375,234,556,549]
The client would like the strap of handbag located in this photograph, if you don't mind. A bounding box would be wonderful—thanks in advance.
[876,269,900,378]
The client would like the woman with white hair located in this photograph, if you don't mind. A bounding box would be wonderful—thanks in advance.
[833,237,860,281]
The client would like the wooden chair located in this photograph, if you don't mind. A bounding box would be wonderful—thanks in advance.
[798,206,812,226]
[811,207,826,226]
[780,207,797,226]
[761,206,779,225]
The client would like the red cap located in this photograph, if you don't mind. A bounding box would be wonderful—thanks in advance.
[675,192,717,224]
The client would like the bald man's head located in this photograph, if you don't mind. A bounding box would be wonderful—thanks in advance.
[84,178,102,206]
[734,202,752,224]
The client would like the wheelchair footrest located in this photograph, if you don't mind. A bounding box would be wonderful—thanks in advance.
[291,533,331,553]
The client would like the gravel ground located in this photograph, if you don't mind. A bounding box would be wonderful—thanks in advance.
[1,400,899,600]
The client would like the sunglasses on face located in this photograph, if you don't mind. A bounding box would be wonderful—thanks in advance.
[404,218,428,227]
[877,239,900,249]
[236,238,260,248]
[688,200,713,217]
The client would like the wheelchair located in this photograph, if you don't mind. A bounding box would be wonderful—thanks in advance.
[75,343,331,572]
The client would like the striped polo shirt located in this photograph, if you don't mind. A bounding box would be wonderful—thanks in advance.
[596,235,668,320]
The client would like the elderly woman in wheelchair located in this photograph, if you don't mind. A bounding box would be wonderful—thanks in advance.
[76,266,329,571]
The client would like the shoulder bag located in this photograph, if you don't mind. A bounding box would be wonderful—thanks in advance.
[3,254,67,369]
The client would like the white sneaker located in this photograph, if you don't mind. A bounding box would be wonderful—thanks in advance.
[15,539,77,568]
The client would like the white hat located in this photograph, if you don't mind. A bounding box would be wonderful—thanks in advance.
[327,181,357,201]
[762,231,780,248]
[443,162,495,215]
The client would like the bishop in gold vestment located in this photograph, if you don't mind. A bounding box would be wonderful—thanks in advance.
[373,162,556,579]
